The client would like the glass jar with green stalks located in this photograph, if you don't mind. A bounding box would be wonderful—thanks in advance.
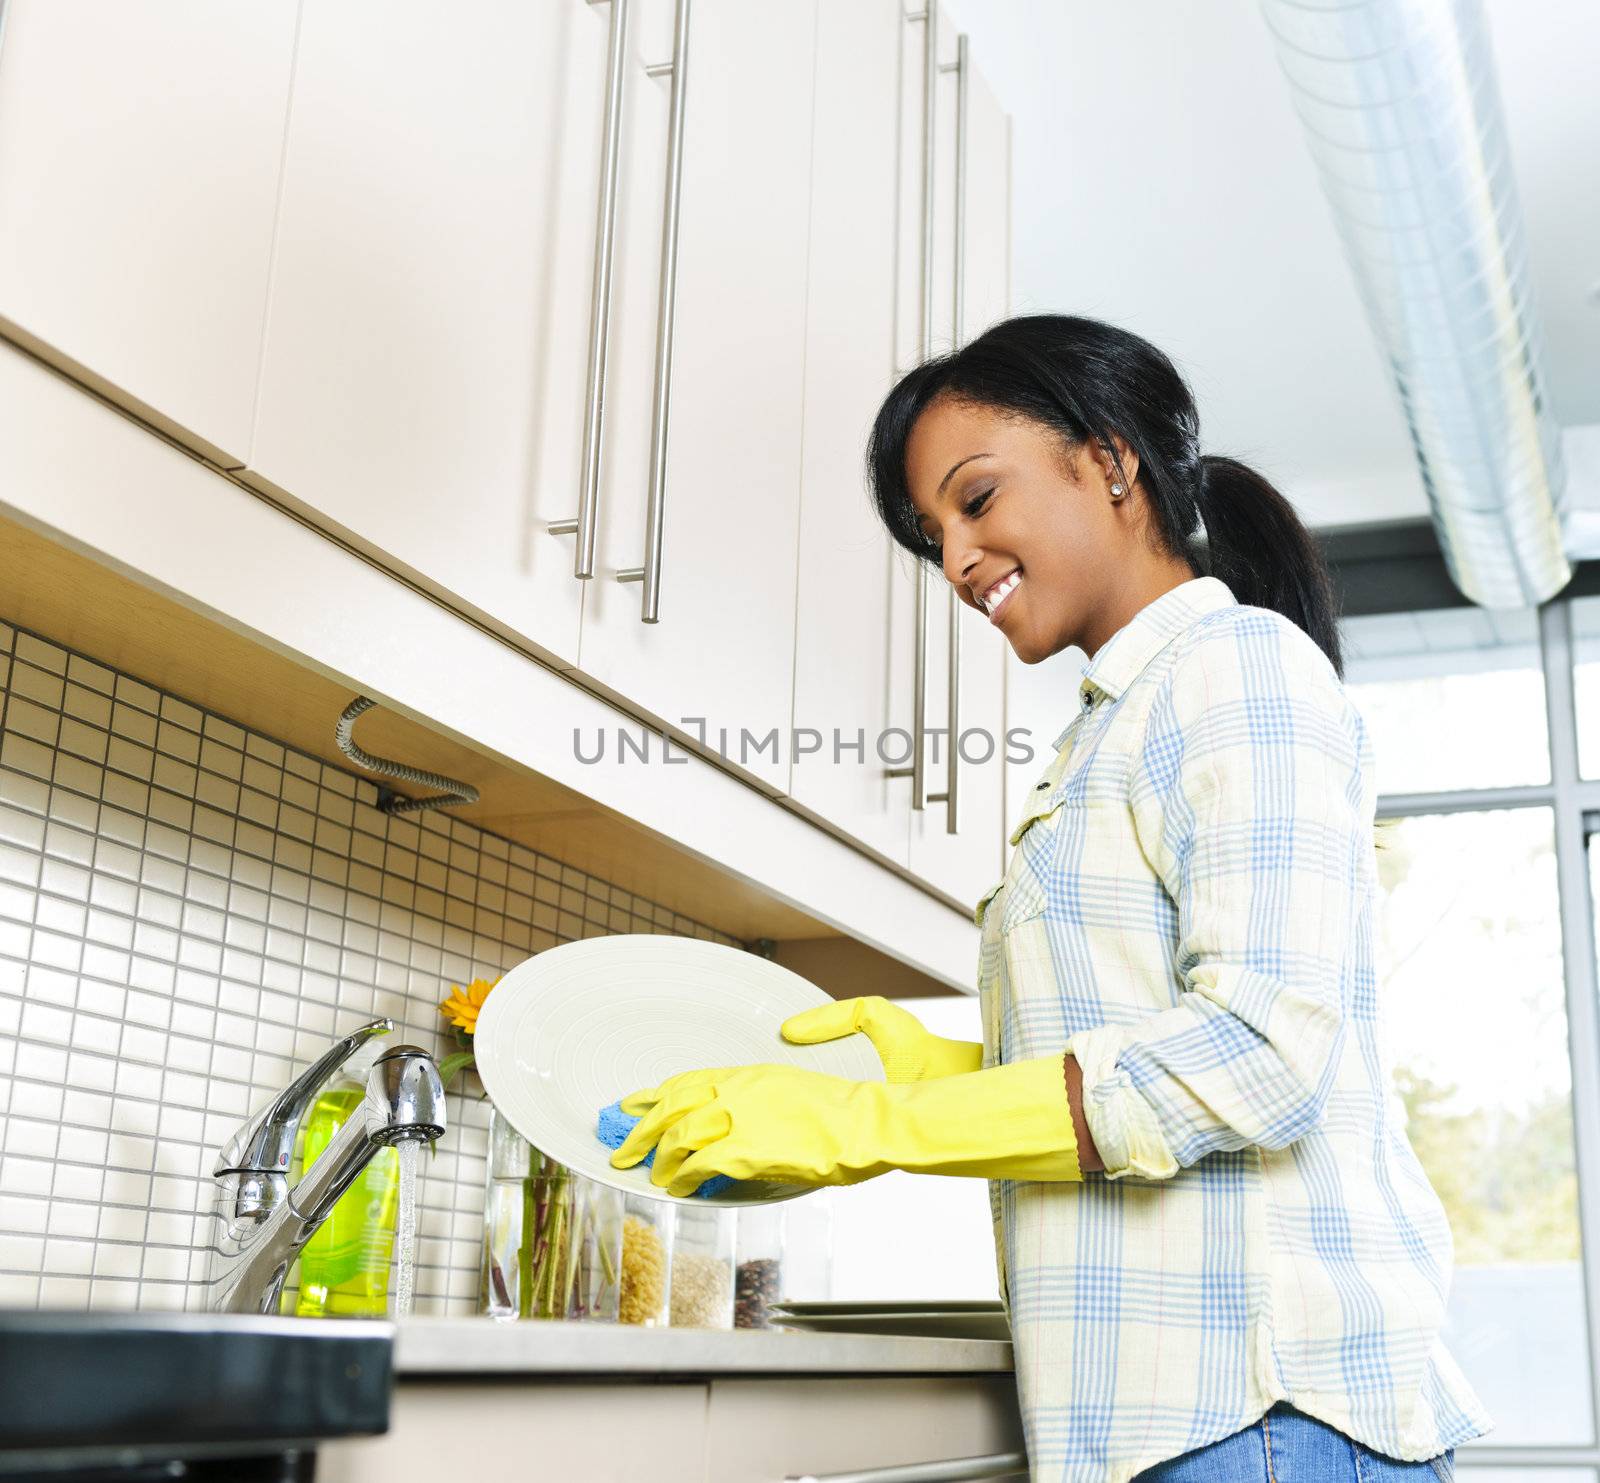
[438,976,622,1321]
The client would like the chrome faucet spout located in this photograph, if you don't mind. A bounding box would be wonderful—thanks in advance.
[207,1025,447,1314]
[373,1044,447,1145]
[290,1047,446,1232]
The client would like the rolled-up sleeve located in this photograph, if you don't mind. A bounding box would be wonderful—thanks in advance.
[1067,615,1373,1181]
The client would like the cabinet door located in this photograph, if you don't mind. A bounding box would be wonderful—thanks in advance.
[705,1376,1024,1483]
[788,0,909,863]
[574,0,817,795]
[0,0,295,465]
[247,0,612,671]
[319,1382,709,1483]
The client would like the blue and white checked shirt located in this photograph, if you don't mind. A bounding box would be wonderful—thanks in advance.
[974,576,1493,1482]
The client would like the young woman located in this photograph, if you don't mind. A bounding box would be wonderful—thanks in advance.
[612,315,1493,1482]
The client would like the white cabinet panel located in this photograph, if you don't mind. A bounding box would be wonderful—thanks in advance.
[789,0,909,863]
[247,0,609,670]
[0,0,295,464]
[320,1382,709,1483]
[962,64,1012,343]
[575,0,817,794]
[705,1376,1024,1483]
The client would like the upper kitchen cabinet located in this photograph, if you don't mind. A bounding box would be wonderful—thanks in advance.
[788,0,1009,901]
[245,0,615,672]
[249,0,816,790]
[788,0,908,862]
[792,0,1012,898]
[0,1,296,466]
[573,0,818,795]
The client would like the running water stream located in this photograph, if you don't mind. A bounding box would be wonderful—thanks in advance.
[394,1139,419,1317]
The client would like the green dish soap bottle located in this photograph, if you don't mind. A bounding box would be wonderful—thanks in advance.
[292,1081,400,1317]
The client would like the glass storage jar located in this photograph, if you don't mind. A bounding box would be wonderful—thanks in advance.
[780,1189,834,1303]
[670,1205,735,1329]
[479,1104,622,1320]
[618,1193,674,1326]
[733,1204,786,1329]
[573,1181,624,1322]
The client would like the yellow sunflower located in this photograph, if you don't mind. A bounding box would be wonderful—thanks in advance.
[438,975,502,1035]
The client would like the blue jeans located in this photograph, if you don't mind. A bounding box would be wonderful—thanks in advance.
[1131,1403,1456,1482]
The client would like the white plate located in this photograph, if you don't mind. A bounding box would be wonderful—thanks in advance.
[471,935,884,1207]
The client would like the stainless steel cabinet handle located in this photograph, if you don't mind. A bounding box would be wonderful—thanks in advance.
[919,1,938,365]
[617,0,692,622]
[929,33,970,835]
[952,33,968,346]
[887,3,941,809]
[786,1451,1028,1483]
[550,0,632,578]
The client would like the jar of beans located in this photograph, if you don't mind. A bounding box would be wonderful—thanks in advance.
[618,1194,673,1327]
[669,1205,735,1329]
[733,1204,786,1329]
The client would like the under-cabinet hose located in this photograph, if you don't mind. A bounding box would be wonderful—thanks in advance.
[334,697,480,816]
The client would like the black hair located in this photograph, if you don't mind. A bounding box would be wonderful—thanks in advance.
[866,313,1343,676]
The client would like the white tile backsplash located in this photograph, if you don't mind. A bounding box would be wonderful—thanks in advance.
[0,617,743,1313]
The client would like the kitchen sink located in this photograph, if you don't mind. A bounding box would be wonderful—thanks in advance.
[0,1310,392,1480]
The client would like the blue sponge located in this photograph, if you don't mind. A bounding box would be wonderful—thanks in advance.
[596,1100,736,1199]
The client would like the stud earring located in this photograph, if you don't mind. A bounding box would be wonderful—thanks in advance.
[1110,483,1124,498]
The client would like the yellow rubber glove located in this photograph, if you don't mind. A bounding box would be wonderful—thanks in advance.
[780,995,983,1083]
[609,1057,1080,1197]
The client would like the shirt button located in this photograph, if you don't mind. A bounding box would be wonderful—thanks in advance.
[1081,691,1094,710]
[1035,780,1049,791]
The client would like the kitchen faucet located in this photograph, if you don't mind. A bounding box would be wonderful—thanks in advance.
[207,1016,446,1314]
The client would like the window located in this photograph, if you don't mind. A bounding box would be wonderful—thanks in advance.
[1379,809,1589,1445]
[1342,591,1600,1468]
[1343,608,1549,794]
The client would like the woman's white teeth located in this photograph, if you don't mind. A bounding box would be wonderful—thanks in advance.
[983,571,1021,613]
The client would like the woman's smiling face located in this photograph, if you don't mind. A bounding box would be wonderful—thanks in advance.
[904,393,1151,663]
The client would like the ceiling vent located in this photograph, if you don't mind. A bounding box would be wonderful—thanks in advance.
[1261,0,1570,608]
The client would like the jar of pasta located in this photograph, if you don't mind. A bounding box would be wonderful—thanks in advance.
[617,1193,673,1326]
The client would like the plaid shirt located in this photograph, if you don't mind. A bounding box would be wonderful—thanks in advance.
[975,576,1493,1482]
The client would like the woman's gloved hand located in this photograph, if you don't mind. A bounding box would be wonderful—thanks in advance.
[609,1057,1081,1197]
[779,995,983,1083]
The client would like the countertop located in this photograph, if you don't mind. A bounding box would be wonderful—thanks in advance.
[392,1316,1014,1377]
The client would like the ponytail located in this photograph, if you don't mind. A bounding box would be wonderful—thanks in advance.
[868,315,1345,677]
[1196,455,1343,676]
